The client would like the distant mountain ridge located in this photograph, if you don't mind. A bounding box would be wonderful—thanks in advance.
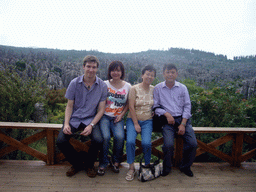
[0,45,255,92]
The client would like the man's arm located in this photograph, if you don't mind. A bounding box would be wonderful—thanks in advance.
[182,86,192,119]
[178,86,191,135]
[177,118,188,135]
[164,112,175,125]
[152,86,161,111]
[80,100,106,136]
[63,99,74,135]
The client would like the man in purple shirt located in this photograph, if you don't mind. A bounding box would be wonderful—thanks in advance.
[153,64,197,177]
[56,55,107,178]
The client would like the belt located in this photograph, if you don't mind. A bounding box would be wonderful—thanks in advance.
[173,116,182,119]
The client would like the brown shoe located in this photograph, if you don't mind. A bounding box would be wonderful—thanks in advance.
[66,166,80,177]
[87,167,97,178]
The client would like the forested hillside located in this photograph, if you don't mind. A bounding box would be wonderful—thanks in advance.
[1,45,255,89]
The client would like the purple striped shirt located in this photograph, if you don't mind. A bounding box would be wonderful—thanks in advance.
[65,75,108,128]
[153,81,192,120]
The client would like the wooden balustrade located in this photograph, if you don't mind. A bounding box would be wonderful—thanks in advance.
[0,122,256,167]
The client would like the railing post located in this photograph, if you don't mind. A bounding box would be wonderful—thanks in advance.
[174,135,183,167]
[232,133,244,167]
[46,129,55,165]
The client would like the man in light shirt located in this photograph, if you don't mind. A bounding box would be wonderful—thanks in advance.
[153,64,197,177]
[56,55,107,178]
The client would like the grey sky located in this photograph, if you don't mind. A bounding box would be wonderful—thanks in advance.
[1,0,255,59]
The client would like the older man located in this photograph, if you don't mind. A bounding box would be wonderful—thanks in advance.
[153,64,197,177]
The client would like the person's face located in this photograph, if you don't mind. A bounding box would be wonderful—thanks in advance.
[83,61,98,78]
[110,66,122,80]
[141,70,155,85]
[163,68,178,84]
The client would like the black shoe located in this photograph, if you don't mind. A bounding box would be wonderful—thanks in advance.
[66,166,81,177]
[180,167,193,177]
[161,170,170,177]
[97,167,105,176]
[112,165,120,173]
[87,167,97,178]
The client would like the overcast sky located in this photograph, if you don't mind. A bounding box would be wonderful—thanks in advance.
[1,0,256,59]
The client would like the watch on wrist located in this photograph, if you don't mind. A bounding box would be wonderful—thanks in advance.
[181,122,186,126]
[90,123,95,128]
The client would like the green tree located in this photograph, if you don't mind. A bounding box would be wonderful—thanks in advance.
[181,79,204,95]
[0,69,47,160]
[0,69,46,122]
[15,61,26,71]
[190,86,255,127]
[45,88,67,123]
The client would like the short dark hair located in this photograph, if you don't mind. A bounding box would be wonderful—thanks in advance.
[107,61,125,80]
[163,64,178,73]
[83,55,100,67]
[142,65,156,77]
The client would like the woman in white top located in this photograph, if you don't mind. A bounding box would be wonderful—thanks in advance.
[98,61,131,176]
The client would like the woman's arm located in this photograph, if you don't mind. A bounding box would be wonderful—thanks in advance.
[129,88,141,133]
[115,100,129,123]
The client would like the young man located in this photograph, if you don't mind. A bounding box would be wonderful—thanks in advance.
[153,64,197,177]
[56,55,107,177]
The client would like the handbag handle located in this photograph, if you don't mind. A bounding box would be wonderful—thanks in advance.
[152,105,164,112]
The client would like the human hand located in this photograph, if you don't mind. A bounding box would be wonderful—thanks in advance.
[134,124,141,133]
[114,115,122,123]
[63,124,72,135]
[177,124,185,135]
[80,125,93,136]
[165,113,175,125]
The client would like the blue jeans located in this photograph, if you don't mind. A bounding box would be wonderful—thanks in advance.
[126,118,153,165]
[56,122,103,169]
[162,118,197,172]
[99,115,125,168]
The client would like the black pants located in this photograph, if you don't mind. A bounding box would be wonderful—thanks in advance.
[56,123,103,169]
[162,118,197,172]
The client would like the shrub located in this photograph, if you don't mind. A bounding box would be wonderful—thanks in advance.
[45,89,67,123]
[15,61,26,71]
[45,88,67,110]
[0,69,46,122]
[190,86,256,127]
[0,69,46,160]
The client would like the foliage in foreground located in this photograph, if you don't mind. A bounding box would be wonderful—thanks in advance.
[0,69,47,160]
[0,69,46,122]
[190,86,256,128]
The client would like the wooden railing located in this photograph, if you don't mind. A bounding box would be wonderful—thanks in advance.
[0,122,256,167]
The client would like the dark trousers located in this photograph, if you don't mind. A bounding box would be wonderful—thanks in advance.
[56,123,103,170]
[162,118,197,172]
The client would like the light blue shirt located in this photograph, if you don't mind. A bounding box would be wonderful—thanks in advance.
[65,75,108,128]
[153,81,192,120]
